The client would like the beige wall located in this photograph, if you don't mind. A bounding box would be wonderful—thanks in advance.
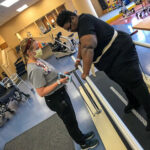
[19,23,41,39]
[65,0,76,12]
[0,0,76,48]
[91,0,103,17]
[72,0,97,17]
[0,35,5,45]
[0,52,4,79]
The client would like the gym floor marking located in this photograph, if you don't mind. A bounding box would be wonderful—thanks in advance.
[110,86,147,126]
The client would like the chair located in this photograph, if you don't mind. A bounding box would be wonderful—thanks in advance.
[9,73,34,94]
[0,78,30,127]
[0,86,16,104]
[1,76,31,105]
[0,82,17,126]
[14,57,27,77]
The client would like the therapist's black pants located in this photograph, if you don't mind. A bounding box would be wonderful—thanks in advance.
[45,86,85,145]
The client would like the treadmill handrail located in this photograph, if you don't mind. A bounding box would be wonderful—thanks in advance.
[133,40,150,48]
[71,56,143,150]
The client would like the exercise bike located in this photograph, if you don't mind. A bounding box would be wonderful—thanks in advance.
[48,32,78,59]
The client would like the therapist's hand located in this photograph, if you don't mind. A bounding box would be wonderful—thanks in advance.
[59,77,69,83]
[64,72,70,75]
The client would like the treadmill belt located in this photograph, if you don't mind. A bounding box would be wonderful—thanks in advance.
[90,71,150,150]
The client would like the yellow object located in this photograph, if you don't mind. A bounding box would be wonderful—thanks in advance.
[106,4,136,24]
[106,13,122,23]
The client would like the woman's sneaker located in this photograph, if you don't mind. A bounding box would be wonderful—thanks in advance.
[80,139,99,150]
[83,131,95,141]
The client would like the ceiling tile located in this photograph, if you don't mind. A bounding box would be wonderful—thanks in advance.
[0,0,40,26]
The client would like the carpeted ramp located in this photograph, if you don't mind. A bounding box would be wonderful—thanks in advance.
[4,114,75,150]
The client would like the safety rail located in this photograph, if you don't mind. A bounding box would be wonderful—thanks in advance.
[72,70,101,115]
[133,41,150,48]
[71,56,143,150]
[130,30,150,48]
[133,39,150,88]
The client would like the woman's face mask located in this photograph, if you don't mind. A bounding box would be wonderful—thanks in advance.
[34,48,43,58]
[32,41,43,58]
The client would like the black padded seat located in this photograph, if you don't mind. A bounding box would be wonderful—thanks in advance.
[0,87,16,104]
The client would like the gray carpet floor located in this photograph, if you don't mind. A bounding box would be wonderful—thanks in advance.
[4,114,75,150]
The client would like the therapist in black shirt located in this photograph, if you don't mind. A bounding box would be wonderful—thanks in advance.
[57,10,150,131]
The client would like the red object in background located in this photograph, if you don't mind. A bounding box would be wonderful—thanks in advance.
[130,30,138,36]
[38,42,43,48]
[110,3,150,25]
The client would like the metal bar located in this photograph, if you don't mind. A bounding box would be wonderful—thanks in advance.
[130,30,138,36]
[71,77,95,116]
[71,56,143,150]
[133,40,150,48]
[72,71,101,115]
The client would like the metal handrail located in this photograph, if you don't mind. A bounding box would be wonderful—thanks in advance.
[129,30,150,48]
[72,70,101,115]
[133,41,150,48]
[71,56,143,150]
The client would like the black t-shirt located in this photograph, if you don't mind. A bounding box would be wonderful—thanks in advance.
[77,14,137,74]
[77,14,114,62]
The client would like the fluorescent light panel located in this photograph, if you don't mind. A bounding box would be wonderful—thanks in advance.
[0,0,19,7]
[16,4,28,12]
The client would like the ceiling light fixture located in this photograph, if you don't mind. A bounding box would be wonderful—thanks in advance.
[16,4,28,12]
[0,0,19,7]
